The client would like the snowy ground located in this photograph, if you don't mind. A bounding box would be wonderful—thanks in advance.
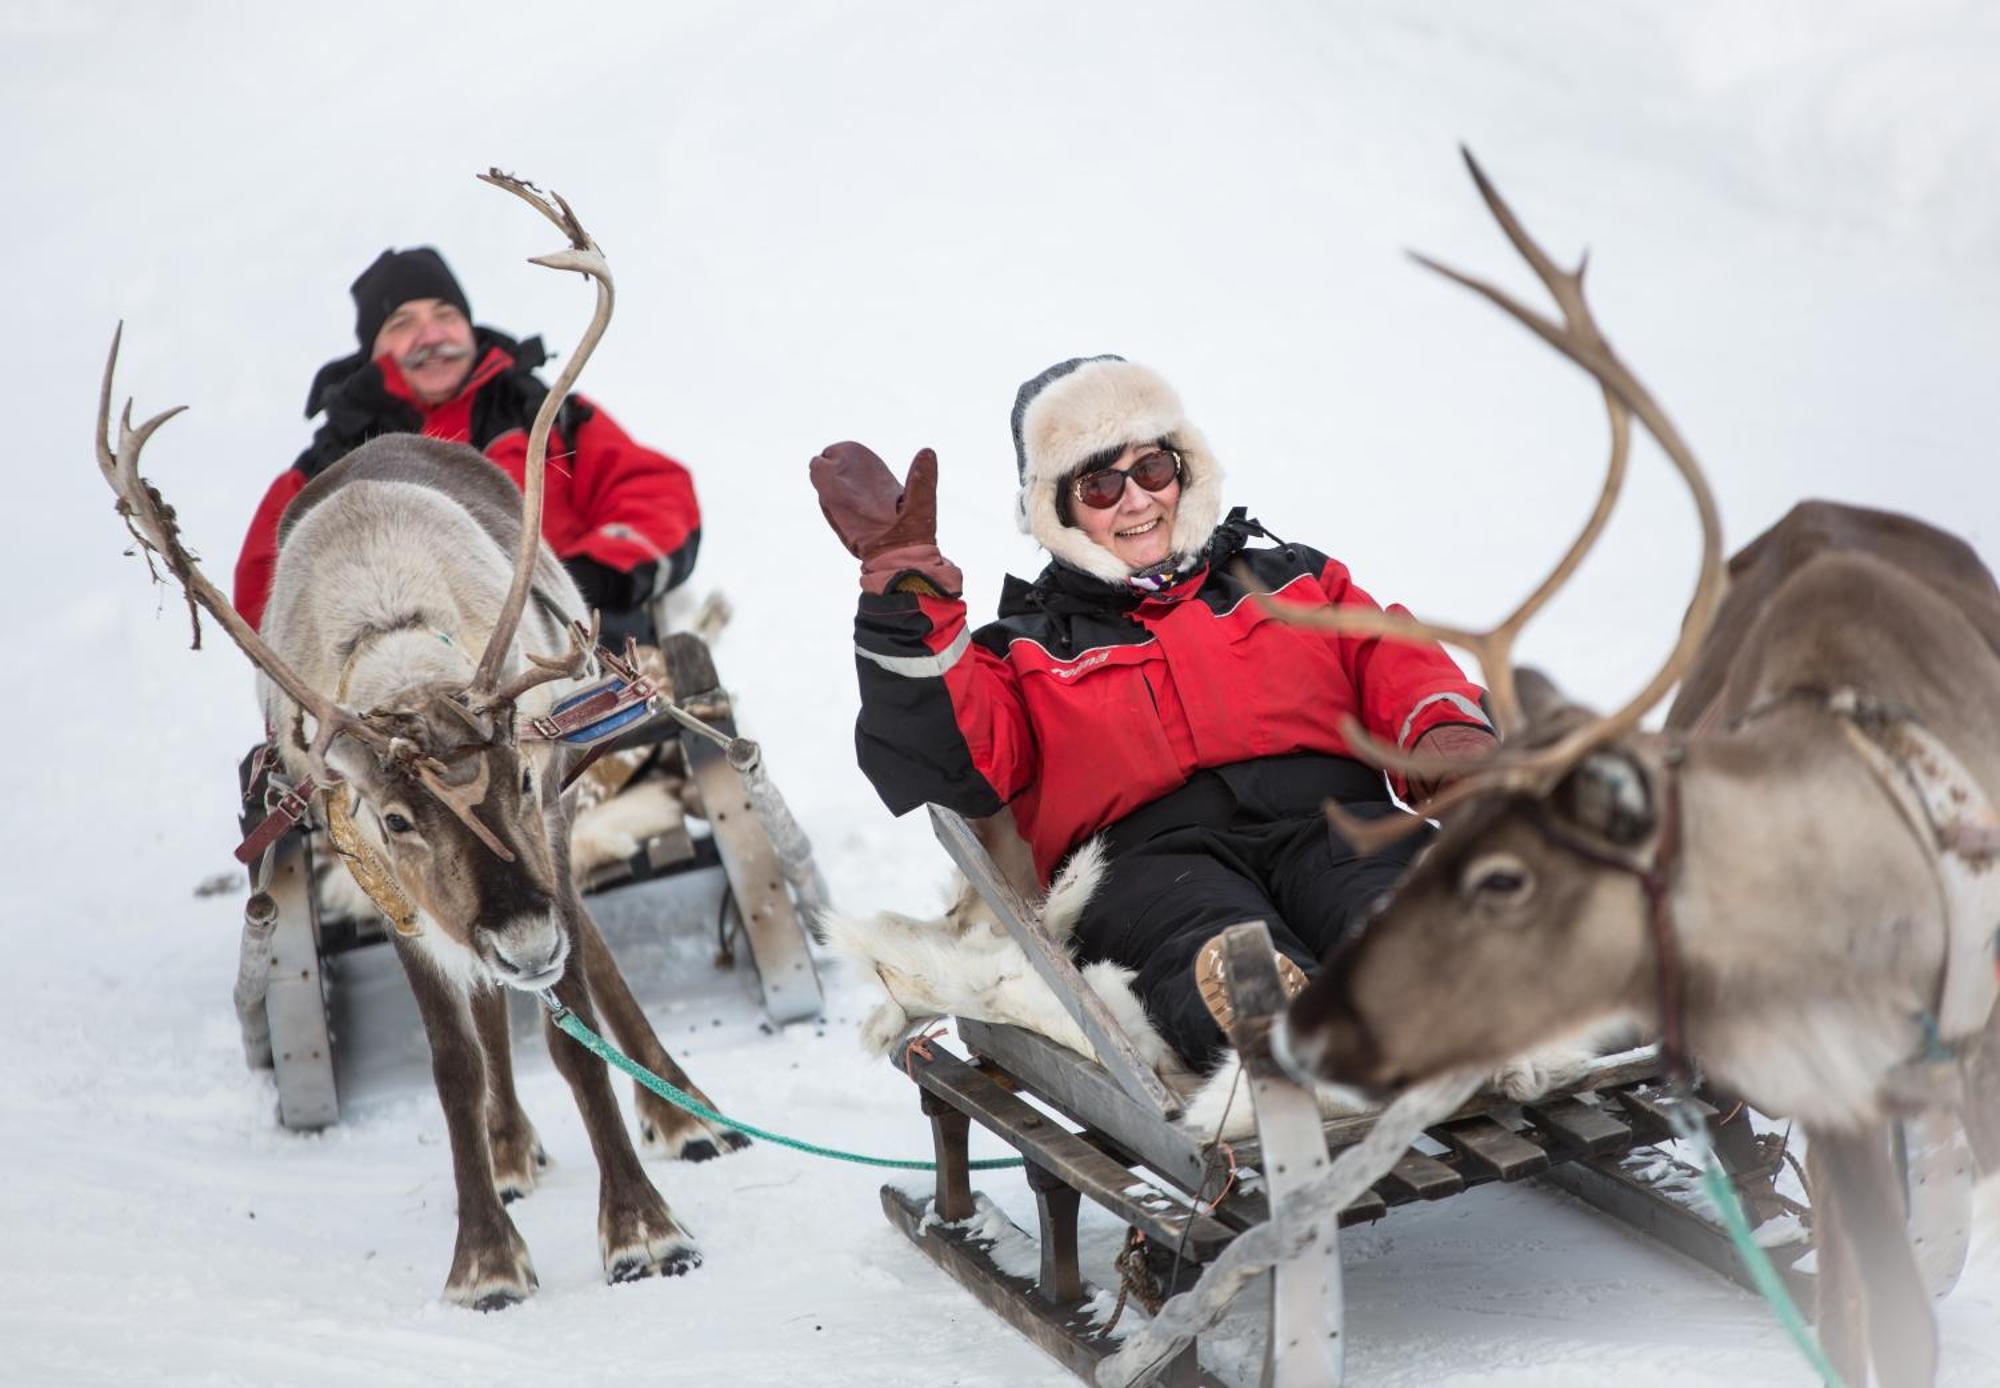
[6,1,2000,1384]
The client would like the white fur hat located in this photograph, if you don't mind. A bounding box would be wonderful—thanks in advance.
[1010,356,1225,582]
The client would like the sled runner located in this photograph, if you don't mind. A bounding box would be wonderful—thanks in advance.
[880,806,1971,1387]
[234,630,826,1132]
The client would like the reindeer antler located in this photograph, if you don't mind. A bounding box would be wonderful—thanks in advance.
[1276,149,1726,843]
[95,326,395,777]
[484,614,601,709]
[1263,157,1635,740]
[468,169,615,699]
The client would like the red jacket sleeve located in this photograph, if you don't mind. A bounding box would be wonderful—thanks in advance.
[560,398,701,575]
[1315,557,1491,777]
[233,469,309,631]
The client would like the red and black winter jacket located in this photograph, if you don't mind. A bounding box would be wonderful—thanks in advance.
[852,516,1490,886]
[233,329,700,630]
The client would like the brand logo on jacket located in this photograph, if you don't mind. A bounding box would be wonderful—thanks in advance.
[1052,651,1111,680]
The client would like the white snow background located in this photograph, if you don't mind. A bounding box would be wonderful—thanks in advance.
[4,1,1999,1384]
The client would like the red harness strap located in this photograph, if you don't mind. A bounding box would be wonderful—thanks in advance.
[234,773,320,865]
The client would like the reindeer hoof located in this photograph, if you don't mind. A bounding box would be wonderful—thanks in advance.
[444,1223,537,1310]
[601,1195,701,1284]
[609,1241,702,1283]
[472,1286,532,1313]
[491,1133,550,1205]
[639,1111,750,1163]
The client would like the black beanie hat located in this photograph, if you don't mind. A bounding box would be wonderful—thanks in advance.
[350,247,472,353]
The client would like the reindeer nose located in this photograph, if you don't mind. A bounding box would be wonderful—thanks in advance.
[491,925,567,989]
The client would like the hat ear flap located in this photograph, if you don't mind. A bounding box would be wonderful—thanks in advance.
[1553,750,1657,848]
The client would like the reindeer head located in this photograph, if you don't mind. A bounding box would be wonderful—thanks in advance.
[1259,151,1727,1097]
[1284,676,1671,1094]
[324,682,572,987]
[95,171,612,993]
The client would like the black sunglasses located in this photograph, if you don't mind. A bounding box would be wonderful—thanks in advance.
[1072,447,1183,510]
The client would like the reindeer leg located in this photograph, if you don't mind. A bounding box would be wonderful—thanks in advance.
[1805,1131,1869,1388]
[565,893,749,1161]
[470,985,548,1203]
[543,909,701,1284]
[1811,1123,1939,1388]
[393,937,536,1309]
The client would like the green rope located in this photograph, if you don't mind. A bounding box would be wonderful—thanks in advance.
[545,997,1840,1382]
[1667,1103,1844,1387]
[541,995,1023,1172]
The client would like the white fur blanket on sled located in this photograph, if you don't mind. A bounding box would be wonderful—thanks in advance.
[821,839,1599,1141]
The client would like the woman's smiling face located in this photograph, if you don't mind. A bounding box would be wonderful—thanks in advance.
[1072,442,1182,570]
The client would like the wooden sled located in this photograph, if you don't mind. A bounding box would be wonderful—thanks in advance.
[884,806,1973,1386]
[235,631,825,1132]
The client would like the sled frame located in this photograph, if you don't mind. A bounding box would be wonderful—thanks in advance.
[662,633,824,1024]
[249,631,823,1130]
[885,807,1838,1386]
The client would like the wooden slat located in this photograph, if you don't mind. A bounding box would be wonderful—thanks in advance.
[882,1185,1230,1388]
[931,805,1179,1119]
[1522,1096,1634,1157]
[1614,1085,1714,1143]
[960,1020,1213,1193]
[1542,1156,1814,1305]
[1438,1116,1550,1181]
[1339,1189,1389,1226]
[907,1044,1235,1260]
[1297,1045,1667,1155]
[1375,1150,1465,1203]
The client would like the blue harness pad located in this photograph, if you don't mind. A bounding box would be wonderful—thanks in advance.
[549,677,654,744]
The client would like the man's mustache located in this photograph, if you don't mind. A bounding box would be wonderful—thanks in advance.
[401,342,474,369]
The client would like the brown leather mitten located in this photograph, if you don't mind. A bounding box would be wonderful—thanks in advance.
[1407,723,1499,802]
[809,441,964,595]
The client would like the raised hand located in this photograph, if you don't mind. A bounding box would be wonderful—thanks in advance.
[809,442,963,595]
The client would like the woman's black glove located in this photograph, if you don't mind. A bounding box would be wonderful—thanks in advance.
[567,556,658,614]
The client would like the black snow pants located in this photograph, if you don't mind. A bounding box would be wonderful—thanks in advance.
[1068,753,1431,1071]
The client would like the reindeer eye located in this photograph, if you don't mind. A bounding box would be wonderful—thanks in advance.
[1462,852,1534,905]
[383,811,415,834]
[521,768,533,795]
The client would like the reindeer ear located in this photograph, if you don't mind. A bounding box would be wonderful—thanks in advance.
[1554,750,1656,848]
[1515,668,1572,725]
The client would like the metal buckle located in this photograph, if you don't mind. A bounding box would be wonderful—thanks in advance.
[264,775,315,827]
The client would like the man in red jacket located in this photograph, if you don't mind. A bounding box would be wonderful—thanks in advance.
[233,247,700,645]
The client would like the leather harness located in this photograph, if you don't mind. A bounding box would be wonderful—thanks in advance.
[1528,687,2000,1090]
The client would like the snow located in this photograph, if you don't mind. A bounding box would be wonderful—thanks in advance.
[6,1,2000,1384]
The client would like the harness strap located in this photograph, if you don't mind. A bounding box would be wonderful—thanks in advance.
[234,772,320,865]
[1830,698,2000,1042]
[1528,754,1692,1085]
[324,786,421,936]
[521,671,659,742]
[1735,685,2000,1056]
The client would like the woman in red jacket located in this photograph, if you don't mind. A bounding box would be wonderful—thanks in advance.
[812,355,1497,1069]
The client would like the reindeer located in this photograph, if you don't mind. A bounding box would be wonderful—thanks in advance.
[95,173,746,1310]
[1266,151,2000,1387]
